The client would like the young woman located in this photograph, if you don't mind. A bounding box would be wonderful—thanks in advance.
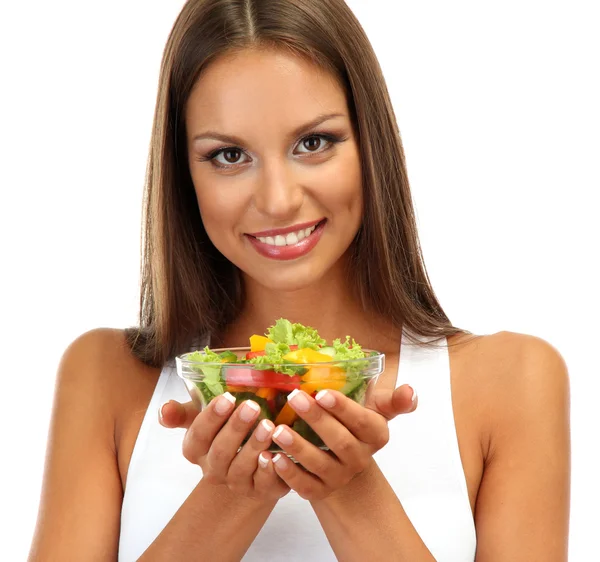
[29,1,570,560]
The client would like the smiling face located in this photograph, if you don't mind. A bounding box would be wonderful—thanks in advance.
[185,48,363,292]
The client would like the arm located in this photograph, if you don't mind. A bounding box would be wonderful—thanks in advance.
[29,329,277,562]
[473,334,570,561]
[138,479,276,560]
[310,459,435,561]
[308,334,570,562]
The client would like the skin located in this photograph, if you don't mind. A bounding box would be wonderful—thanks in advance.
[29,47,570,561]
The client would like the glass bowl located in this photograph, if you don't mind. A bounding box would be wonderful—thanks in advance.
[175,347,385,462]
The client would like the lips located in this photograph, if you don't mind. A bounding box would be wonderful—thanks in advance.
[245,219,326,261]
[247,218,323,238]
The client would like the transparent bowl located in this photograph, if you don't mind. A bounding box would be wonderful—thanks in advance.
[175,347,385,461]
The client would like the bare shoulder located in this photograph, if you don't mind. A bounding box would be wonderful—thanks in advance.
[56,328,161,483]
[58,327,159,412]
[447,330,570,559]
[448,329,569,398]
[29,327,160,559]
[450,329,569,442]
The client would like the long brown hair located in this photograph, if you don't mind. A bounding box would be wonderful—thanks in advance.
[125,0,473,368]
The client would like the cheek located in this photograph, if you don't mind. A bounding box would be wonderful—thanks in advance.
[191,165,243,219]
[319,146,363,215]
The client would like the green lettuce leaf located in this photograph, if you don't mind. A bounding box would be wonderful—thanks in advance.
[331,336,366,360]
[247,341,305,375]
[267,318,326,350]
[186,347,225,396]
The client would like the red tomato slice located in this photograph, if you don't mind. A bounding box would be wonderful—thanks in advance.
[226,368,301,391]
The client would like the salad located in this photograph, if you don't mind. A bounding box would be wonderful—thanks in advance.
[176,318,384,454]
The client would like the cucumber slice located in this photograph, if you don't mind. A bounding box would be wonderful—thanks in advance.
[347,380,368,405]
[339,375,364,396]
[319,346,336,358]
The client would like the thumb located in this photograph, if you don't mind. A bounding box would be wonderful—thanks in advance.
[367,384,417,421]
[158,400,199,429]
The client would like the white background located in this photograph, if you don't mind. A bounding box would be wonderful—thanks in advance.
[1,0,598,559]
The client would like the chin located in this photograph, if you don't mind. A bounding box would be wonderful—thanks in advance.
[241,261,328,293]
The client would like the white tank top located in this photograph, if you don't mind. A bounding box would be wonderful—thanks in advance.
[118,329,476,561]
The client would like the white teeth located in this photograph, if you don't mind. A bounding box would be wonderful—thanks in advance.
[255,223,319,246]
[285,232,298,245]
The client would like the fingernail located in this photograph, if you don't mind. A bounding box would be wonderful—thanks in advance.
[215,392,236,415]
[315,389,336,408]
[256,419,274,442]
[272,453,289,470]
[258,452,269,468]
[409,386,418,404]
[287,389,310,412]
[240,400,261,422]
[273,425,293,446]
[158,402,168,423]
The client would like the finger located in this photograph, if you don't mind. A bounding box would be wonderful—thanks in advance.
[284,389,368,472]
[205,399,262,473]
[228,418,276,488]
[271,422,348,487]
[271,451,326,501]
[181,393,237,463]
[159,400,199,429]
[307,389,388,446]
[368,384,418,420]
[254,451,291,498]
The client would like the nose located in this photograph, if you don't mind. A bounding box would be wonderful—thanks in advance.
[253,158,303,220]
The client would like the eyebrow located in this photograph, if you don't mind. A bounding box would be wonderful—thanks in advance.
[191,112,346,145]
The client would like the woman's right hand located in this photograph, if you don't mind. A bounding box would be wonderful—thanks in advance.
[159,393,291,502]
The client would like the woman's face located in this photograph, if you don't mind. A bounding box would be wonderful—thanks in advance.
[185,48,363,292]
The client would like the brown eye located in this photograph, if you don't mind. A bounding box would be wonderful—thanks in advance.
[222,148,242,163]
[302,136,324,152]
[206,147,250,168]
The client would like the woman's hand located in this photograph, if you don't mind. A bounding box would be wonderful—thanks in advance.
[268,384,417,500]
[159,393,291,502]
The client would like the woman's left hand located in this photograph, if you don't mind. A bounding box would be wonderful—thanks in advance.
[266,384,417,500]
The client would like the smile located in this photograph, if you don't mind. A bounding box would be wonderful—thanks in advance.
[245,220,326,261]
[255,224,317,247]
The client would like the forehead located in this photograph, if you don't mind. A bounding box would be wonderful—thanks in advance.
[185,48,348,135]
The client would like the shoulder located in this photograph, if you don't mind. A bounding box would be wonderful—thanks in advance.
[449,330,570,456]
[57,328,161,436]
[59,327,159,383]
[449,329,568,388]
[449,331,571,556]
[467,330,568,396]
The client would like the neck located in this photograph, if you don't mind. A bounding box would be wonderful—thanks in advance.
[214,264,402,353]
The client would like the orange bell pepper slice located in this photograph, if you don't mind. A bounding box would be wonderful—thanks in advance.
[226,385,250,393]
[274,402,298,426]
[256,387,277,400]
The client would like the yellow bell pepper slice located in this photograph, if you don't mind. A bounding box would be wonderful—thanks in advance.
[283,348,333,364]
[249,335,273,352]
[274,402,298,426]
[300,366,347,393]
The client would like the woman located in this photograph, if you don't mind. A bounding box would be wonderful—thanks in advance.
[29,0,570,560]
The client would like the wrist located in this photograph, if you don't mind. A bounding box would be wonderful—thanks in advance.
[200,476,280,512]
